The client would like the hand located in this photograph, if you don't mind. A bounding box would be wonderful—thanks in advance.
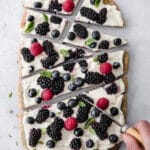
[122,120,150,150]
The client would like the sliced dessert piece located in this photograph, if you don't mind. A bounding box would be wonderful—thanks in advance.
[21,10,67,39]
[19,79,127,149]
[19,37,91,77]
[18,50,128,109]
[76,0,125,27]
[24,0,79,15]
[64,23,127,51]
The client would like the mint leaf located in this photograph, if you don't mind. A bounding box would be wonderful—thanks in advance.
[84,118,95,129]
[89,127,96,135]
[93,57,99,62]
[78,101,86,107]
[43,13,49,22]
[40,70,52,78]
[41,128,47,134]
[85,38,95,46]
[60,49,70,57]
[24,22,34,33]
[38,141,44,144]
[8,92,13,98]
[95,0,101,7]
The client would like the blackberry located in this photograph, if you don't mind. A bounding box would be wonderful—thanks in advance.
[77,107,89,123]
[49,0,62,12]
[21,48,34,62]
[42,40,54,55]
[70,138,82,150]
[63,62,75,72]
[74,48,85,59]
[99,40,109,49]
[37,76,52,89]
[85,72,104,84]
[97,53,108,63]
[73,24,88,39]
[35,22,50,36]
[29,128,41,147]
[97,8,107,24]
[50,16,62,24]
[100,114,112,127]
[63,107,73,118]
[80,7,98,21]
[106,83,118,94]
[78,60,88,68]
[53,117,64,129]
[104,73,116,84]
[35,109,49,123]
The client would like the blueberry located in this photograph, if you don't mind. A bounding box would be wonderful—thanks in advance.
[91,108,101,118]
[113,62,120,69]
[35,97,42,104]
[81,67,88,73]
[26,116,35,124]
[74,77,84,87]
[68,83,77,91]
[109,134,118,143]
[52,70,60,78]
[90,0,95,5]
[34,2,42,8]
[86,139,94,148]
[28,66,34,73]
[89,42,97,48]
[49,112,55,118]
[63,73,71,81]
[27,15,34,22]
[68,98,78,108]
[28,89,37,98]
[57,102,66,110]
[114,38,122,46]
[74,128,84,137]
[92,31,101,40]
[110,107,119,116]
[51,30,60,38]
[31,38,38,44]
[67,32,76,41]
[46,140,55,148]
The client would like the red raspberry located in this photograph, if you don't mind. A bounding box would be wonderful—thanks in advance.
[62,0,75,12]
[96,98,109,110]
[41,89,54,101]
[99,62,112,75]
[64,117,78,131]
[30,42,43,56]
[42,105,50,109]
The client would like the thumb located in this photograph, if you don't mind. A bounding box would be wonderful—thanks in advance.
[122,133,143,150]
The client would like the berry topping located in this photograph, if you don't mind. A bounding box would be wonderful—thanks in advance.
[86,139,94,148]
[35,97,42,104]
[97,8,107,24]
[51,30,60,38]
[42,40,54,55]
[77,107,89,123]
[90,0,95,5]
[97,53,108,63]
[37,76,51,89]
[106,83,118,94]
[74,77,84,87]
[26,117,35,124]
[67,32,76,41]
[63,62,75,72]
[62,0,75,12]
[74,128,84,137]
[64,117,78,131]
[99,40,109,49]
[68,83,77,91]
[113,62,120,69]
[74,48,85,59]
[28,88,37,98]
[63,73,71,81]
[49,0,62,12]
[28,66,34,73]
[89,42,97,48]
[100,62,112,75]
[31,38,38,44]
[91,107,101,118]
[29,128,41,147]
[78,60,88,68]
[34,2,42,8]
[49,112,55,118]
[68,98,78,108]
[46,140,55,148]
[30,42,43,56]
[104,72,116,84]
[21,48,34,62]
[114,38,122,46]
[63,107,74,118]
[109,134,118,143]
[57,102,66,110]
[41,89,54,101]
[50,15,62,24]
[27,15,34,22]
[110,107,119,116]
[92,31,101,40]
[52,70,60,79]
[97,98,109,110]
[73,24,88,39]
[70,138,82,150]
[81,67,88,73]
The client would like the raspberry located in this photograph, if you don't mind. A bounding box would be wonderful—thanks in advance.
[30,42,43,56]
[62,0,75,12]
[99,63,112,75]
[41,89,54,101]
[97,98,109,110]
[64,117,78,131]
[70,138,82,150]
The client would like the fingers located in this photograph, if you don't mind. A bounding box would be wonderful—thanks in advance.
[122,133,143,150]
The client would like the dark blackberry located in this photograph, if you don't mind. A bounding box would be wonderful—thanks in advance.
[29,128,41,147]
[99,40,109,49]
[97,53,108,63]
[80,7,98,21]
[21,48,34,62]
[100,114,112,127]
[104,73,116,84]
[97,8,107,24]
[35,109,49,123]
[70,138,82,150]
[78,60,88,68]
[37,76,52,89]
[35,22,50,36]
[114,38,122,46]
[63,62,75,72]
[42,40,54,55]
[74,48,85,59]
[50,16,62,24]
[53,117,64,130]
[85,72,104,84]
[73,24,88,39]
[49,0,62,12]
[63,107,73,118]
[106,83,118,94]
[77,107,89,123]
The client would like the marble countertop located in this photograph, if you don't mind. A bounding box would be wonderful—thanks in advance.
[0,0,150,149]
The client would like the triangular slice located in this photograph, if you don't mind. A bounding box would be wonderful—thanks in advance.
[19,37,91,77]
[21,10,67,39]
[18,50,128,109]
[76,0,125,27]
[64,23,127,51]
[24,0,79,15]
[19,79,127,149]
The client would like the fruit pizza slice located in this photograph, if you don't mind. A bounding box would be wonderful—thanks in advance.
[18,50,128,109]
[19,37,91,77]
[64,23,127,51]
[19,77,127,150]
[21,10,67,39]
[76,0,125,27]
[24,0,79,15]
